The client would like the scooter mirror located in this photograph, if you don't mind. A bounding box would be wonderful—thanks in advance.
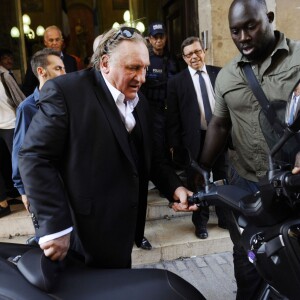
[171,146,210,189]
[171,146,192,168]
[285,80,300,132]
[268,79,300,171]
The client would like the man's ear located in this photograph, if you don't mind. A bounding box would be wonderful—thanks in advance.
[267,11,274,23]
[100,54,110,74]
[36,66,45,78]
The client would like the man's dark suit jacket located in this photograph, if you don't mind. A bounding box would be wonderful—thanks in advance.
[167,65,221,160]
[19,68,181,268]
[21,52,77,96]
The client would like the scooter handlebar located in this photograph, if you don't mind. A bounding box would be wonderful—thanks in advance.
[285,173,300,189]
[187,184,251,214]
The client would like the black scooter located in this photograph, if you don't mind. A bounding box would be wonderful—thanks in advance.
[0,241,204,299]
[171,80,300,300]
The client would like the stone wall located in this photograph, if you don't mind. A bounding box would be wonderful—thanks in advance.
[276,0,300,40]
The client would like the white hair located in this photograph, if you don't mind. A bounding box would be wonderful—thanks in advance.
[93,34,103,53]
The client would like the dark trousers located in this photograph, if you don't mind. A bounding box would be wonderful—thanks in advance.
[226,166,265,300]
[0,129,19,201]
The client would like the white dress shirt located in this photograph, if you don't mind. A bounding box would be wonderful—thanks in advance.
[0,72,16,129]
[102,74,139,132]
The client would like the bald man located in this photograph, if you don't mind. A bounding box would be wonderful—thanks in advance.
[22,25,77,96]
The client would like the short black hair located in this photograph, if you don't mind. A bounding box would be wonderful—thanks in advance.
[31,48,61,78]
[0,49,13,59]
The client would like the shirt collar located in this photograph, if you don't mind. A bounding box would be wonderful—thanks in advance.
[33,87,40,103]
[188,64,207,77]
[0,66,8,74]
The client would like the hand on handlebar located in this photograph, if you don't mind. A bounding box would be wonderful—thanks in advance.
[292,151,300,174]
[170,186,198,212]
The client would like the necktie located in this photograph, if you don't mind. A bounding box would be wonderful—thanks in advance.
[124,101,136,132]
[197,70,212,123]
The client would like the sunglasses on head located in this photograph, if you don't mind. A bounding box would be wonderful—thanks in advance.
[104,27,140,53]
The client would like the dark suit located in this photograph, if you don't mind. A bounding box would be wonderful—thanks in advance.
[167,65,227,228]
[19,68,181,268]
[21,52,77,96]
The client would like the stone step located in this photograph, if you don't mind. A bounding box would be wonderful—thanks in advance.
[0,204,34,238]
[147,188,219,223]
[1,191,220,239]
[0,198,232,267]
[0,215,232,267]
[147,189,193,220]
[132,215,232,266]
[0,192,179,239]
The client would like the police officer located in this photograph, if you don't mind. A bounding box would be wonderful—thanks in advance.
[141,22,178,160]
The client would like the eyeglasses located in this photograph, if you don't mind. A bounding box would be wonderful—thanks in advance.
[183,49,203,59]
[105,27,140,53]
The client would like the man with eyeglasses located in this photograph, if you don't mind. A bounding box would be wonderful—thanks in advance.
[167,36,228,239]
[22,25,77,96]
[18,26,191,268]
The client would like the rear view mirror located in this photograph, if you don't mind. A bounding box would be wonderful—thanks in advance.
[171,146,210,190]
[285,80,300,132]
[268,79,300,173]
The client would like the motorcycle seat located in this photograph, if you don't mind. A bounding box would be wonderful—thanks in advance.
[0,242,205,300]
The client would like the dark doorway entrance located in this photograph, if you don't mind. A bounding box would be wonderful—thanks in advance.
[163,0,199,69]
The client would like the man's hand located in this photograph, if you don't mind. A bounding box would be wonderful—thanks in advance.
[171,186,198,212]
[40,233,71,261]
[292,152,300,174]
[21,195,29,212]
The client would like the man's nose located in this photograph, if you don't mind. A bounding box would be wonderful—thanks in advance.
[240,29,251,42]
[136,69,146,83]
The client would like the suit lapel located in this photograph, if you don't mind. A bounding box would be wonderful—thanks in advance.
[185,68,201,112]
[206,65,219,88]
[92,70,137,171]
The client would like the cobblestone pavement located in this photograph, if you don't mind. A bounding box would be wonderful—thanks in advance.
[134,251,237,300]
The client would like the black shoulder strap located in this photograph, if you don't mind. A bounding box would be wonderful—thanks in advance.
[0,72,13,100]
[242,63,284,135]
